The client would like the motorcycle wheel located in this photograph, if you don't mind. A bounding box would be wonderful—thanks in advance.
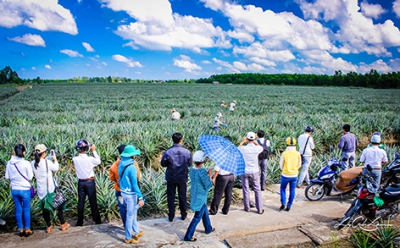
[305,183,325,201]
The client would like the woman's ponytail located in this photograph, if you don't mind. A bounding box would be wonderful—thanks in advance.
[34,150,41,169]
[14,144,26,158]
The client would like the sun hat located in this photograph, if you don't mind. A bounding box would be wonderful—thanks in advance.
[371,135,381,144]
[246,132,256,141]
[121,145,141,157]
[285,137,297,146]
[193,151,206,163]
[35,144,47,153]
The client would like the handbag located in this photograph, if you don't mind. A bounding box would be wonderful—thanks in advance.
[13,163,35,198]
[45,160,68,209]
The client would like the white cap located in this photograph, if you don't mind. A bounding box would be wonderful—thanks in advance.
[371,135,381,143]
[246,132,256,141]
[193,151,206,162]
[217,112,223,118]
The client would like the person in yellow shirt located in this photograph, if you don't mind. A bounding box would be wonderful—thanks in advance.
[279,137,301,212]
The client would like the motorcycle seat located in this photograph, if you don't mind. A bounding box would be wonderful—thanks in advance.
[380,184,400,198]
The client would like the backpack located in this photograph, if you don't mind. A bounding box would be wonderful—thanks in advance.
[257,139,270,160]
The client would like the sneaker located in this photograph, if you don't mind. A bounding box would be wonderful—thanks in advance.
[133,231,143,239]
[46,226,52,234]
[60,223,70,231]
[125,238,139,244]
[24,229,33,237]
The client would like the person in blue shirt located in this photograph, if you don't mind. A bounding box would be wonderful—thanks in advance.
[118,145,144,244]
[184,151,215,242]
[338,124,359,169]
[161,133,192,222]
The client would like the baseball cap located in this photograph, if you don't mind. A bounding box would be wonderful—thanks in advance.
[246,132,256,141]
[35,144,47,153]
[193,151,206,162]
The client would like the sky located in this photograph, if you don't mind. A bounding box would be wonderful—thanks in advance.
[1,0,400,80]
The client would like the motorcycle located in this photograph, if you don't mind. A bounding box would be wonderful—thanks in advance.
[381,153,400,187]
[305,158,360,201]
[337,165,400,230]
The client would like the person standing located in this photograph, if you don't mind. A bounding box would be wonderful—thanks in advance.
[161,133,192,222]
[256,130,271,191]
[109,144,141,228]
[220,101,227,107]
[360,134,388,185]
[5,144,34,237]
[238,132,264,214]
[31,144,69,233]
[212,112,226,132]
[338,124,359,169]
[229,100,236,111]
[171,108,181,121]
[279,137,302,212]
[297,126,315,188]
[183,151,215,242]
[118,145,144,244]
[72,139,102,226]
[209,136,235,215]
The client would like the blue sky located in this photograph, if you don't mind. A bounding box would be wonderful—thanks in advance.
[1,0,400,80]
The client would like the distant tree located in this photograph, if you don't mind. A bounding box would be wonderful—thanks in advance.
[0,66,22,84]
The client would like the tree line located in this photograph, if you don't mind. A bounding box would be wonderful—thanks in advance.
[196,70,400,88]
[1,65,399,88]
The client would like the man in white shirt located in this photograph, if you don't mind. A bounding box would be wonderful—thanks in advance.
[171,108,181,121]
[360,134,388,185]
[238,132,264,214]
[297,126,315,188]
[73,139,102,226]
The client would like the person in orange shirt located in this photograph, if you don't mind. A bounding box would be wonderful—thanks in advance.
[109,144,141,227]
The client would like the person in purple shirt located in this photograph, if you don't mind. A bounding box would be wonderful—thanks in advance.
[161,133,193,222]
[338,124,359,169]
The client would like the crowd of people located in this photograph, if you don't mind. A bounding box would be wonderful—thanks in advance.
[4,122,389,243]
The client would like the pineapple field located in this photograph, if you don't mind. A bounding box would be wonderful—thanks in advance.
[0,83,399,231]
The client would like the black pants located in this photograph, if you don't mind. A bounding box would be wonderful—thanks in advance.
[77,179,101,225]
[166,181,187,220]
[209,174,235,214]
[43,207,65,227]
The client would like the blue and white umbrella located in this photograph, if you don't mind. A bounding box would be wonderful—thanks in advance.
[198,134,246,175]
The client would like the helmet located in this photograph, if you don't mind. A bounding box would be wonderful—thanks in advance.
[193,151,206,163]
[305,126,314,133]
[371,135,381,144]
[285,137,297,146]
[76,139,90,153]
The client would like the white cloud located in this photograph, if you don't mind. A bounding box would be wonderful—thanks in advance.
[249,57,276,67]
[389,58,400,71]
[201,60,211,64]
[32,67,36,70]
[102,62,107,66]
[112,54,143,68]
[0,0,78,35]
[60,49,84,57]
[233,43,295,62]
[212,58,241,73]
[359,59,392,74]
[45,65,51,69]
[82,42,95,52]
[102,0,231,51]
[360,1,386,19]
[173,55,202,72]
[8,34,45,47]
[394,0,400,18]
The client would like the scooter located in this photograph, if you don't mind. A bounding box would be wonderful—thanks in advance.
[381,153,400,187]
[305,158,360,201]
[337,165,400,230]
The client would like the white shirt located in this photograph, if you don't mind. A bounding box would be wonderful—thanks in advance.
[238,143,263,174]
[171,111,181,120]
[214,165,231,175]
[213,117,222,127]
[73,151,101,179]
[31,159,59,200]
[229,102,235,111]
[5,156,33,190]
[360,146,388,169]
[257,138,271,147]
[298,133,315,156]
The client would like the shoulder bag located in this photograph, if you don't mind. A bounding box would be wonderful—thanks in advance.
[13,162,35,198]
[46,160,68,209]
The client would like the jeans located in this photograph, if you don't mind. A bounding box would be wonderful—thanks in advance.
[115,190,127,227]
[11,189,31,230]
[184,204,213,241]
[259,159,268,190]
[341,151,356,169]
[298,156,312,186]
[77,179,101,226]
[122,193,140,240]
[370,169,382,186]
[241,172,263,212]
[280,176,297,208]
[209,174,235,215]
[166,181,187,220]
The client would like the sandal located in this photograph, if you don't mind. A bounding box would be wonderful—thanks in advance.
[184,237,197,242]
